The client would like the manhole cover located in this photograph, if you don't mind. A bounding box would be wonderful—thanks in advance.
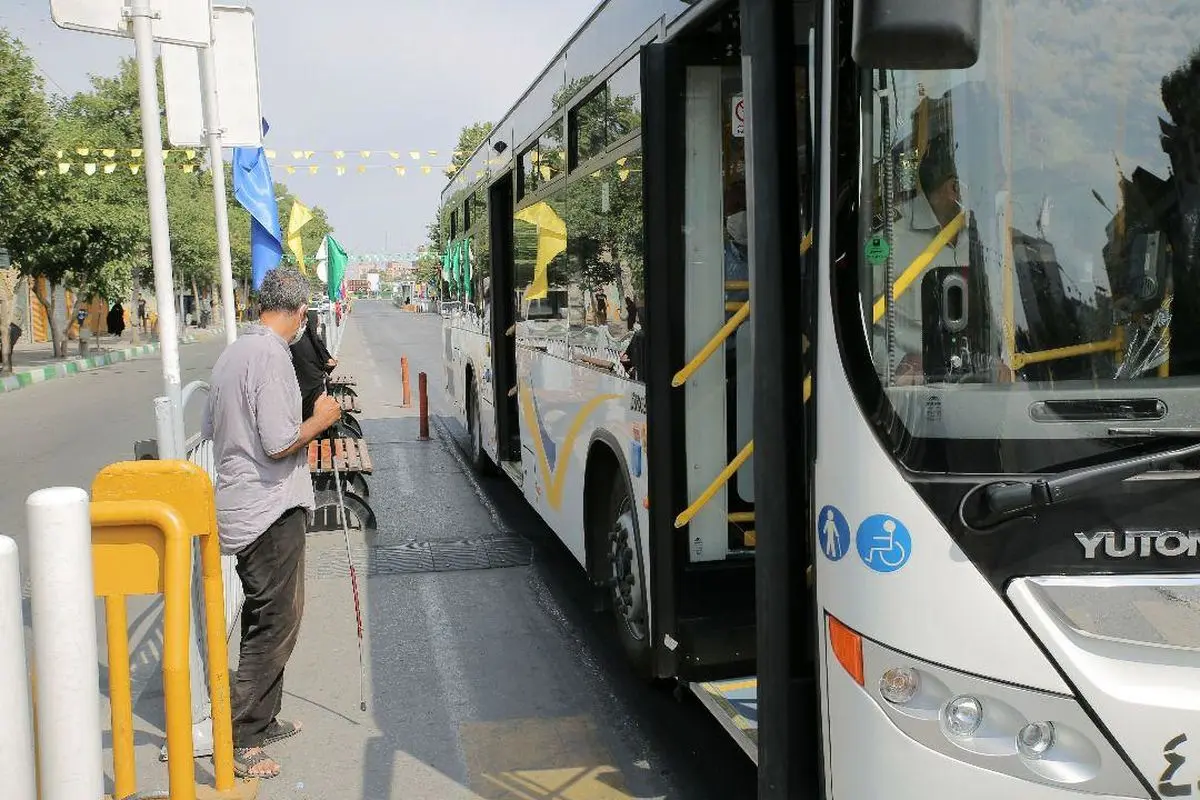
[305,536,532,580]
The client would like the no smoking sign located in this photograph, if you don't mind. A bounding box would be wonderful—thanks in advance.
[733,94,745,138]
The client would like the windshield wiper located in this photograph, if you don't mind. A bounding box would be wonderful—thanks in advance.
[962,430,1200,531]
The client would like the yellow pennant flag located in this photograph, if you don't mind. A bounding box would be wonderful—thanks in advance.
[287,200,313,273]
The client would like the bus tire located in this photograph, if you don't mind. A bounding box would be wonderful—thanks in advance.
[606,472,651,675]
[467,378,494,475]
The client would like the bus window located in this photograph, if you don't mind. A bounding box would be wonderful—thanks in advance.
[562,152,645,376]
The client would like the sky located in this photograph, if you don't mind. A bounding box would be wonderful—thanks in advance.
[2,0,601,258]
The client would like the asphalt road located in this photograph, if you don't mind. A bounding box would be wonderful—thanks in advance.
[0,334,225,570]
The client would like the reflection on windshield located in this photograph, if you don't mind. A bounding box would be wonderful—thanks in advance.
[863,1,1200,393]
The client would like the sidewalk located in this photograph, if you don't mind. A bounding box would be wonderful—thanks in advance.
[0,325,226,395]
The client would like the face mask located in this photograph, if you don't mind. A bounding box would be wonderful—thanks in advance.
[289,313,307,345]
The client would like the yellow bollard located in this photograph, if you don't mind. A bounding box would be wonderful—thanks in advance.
[91,460,256,800]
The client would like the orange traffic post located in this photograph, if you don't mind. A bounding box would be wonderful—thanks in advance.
[401,356,412,407]
[418,372,430,440]
[91,460,256,800]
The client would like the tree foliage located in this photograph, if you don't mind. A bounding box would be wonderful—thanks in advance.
[0,32,334,355]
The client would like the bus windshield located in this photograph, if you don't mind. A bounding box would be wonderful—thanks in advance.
[856,0,1200,473]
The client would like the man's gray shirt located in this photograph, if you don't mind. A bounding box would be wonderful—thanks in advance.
[202,324,314,553]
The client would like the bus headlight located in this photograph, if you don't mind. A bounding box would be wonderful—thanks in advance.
[943,695,983,737]
[829,618,1146,797]
[879,667,919,705]
[1017,721,1055,760]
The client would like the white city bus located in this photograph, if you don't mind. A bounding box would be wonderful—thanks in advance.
[442,0,1200,795]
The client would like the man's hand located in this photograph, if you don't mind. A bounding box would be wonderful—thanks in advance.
[327,358,337,368]
[313,393,342,430]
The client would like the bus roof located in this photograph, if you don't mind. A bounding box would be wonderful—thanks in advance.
[439,0,711,208]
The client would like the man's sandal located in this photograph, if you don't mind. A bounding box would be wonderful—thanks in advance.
[262,718,302,747]
[233,748,280,780]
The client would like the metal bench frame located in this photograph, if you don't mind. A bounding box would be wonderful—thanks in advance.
[307,437,376,531]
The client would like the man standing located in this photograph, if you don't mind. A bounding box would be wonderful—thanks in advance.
[202,267,341,780]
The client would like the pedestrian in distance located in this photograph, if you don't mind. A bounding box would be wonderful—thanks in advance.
[201,267,342,780]
[107,301,125,338]
[291,307,337,421]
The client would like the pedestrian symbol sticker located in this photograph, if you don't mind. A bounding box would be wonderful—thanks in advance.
[857,514,911,573]
[817,505,851,562]
[865,236,891,265]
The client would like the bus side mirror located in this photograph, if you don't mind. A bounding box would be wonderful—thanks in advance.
[852,0,982,70]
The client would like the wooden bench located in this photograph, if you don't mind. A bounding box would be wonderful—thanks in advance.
[307,437,375,531]
[336,393,361,414]
[329,374,356,387]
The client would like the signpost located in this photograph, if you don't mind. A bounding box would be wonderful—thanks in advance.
[50,0,212,45]
[50,0,222,761]
[163,5,264,346]
[49,0,216,457]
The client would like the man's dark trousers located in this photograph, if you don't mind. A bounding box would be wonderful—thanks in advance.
[231,506,307,748]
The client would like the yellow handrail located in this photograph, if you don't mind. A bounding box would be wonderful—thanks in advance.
[1012,336,1123,371]
[672,302,751,387]
[675,440,754,528]
[871,211,965,324]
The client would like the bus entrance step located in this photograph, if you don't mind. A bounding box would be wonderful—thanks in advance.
[500,460,523,485]
[690,677,758,764]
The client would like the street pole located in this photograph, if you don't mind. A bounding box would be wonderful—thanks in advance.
[128,0,185,457]
[198,45,237,347]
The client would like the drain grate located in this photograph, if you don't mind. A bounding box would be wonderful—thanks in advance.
[306,536,532,580]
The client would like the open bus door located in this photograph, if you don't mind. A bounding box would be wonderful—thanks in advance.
[642,0,819,786]
[740,0,820,794]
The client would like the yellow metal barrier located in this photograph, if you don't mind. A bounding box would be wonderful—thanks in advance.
[91,460,255,800]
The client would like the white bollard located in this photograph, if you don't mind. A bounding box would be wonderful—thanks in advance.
[26,487,104,800]
[0,535,36,800]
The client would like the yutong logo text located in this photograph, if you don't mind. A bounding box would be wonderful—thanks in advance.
[1076,530,1200,559]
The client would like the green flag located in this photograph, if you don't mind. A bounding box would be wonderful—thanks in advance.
[325,234,348,301]
[462,237,473,301]
[450,240,462,297]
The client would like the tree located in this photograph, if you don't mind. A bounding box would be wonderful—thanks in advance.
[447,121,494,178]
[0,29,52,370]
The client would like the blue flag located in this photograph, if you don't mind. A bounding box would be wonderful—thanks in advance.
[233,119,282,290]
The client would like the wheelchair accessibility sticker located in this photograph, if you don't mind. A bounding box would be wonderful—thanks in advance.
[817,505,851,562]
[856,514,911,573]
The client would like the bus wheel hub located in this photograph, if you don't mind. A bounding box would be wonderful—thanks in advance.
[609,511,644,627]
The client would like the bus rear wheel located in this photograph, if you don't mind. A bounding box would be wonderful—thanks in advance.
[607,476,650,673]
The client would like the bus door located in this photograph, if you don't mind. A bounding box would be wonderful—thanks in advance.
[677,38,755,566]
[650,2,814,764]
[488,170,522,464]
[677,18,812,567]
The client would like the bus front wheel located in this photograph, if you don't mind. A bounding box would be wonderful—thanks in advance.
[607,475,650,674]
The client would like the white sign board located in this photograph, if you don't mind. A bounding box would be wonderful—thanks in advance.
[50,0,214,47]
[162,5,263,147]
[732,94,745,138]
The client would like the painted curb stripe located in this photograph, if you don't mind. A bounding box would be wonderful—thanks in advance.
[0,342,164,393]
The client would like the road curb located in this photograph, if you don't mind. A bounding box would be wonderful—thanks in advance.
[0,328,223,395]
